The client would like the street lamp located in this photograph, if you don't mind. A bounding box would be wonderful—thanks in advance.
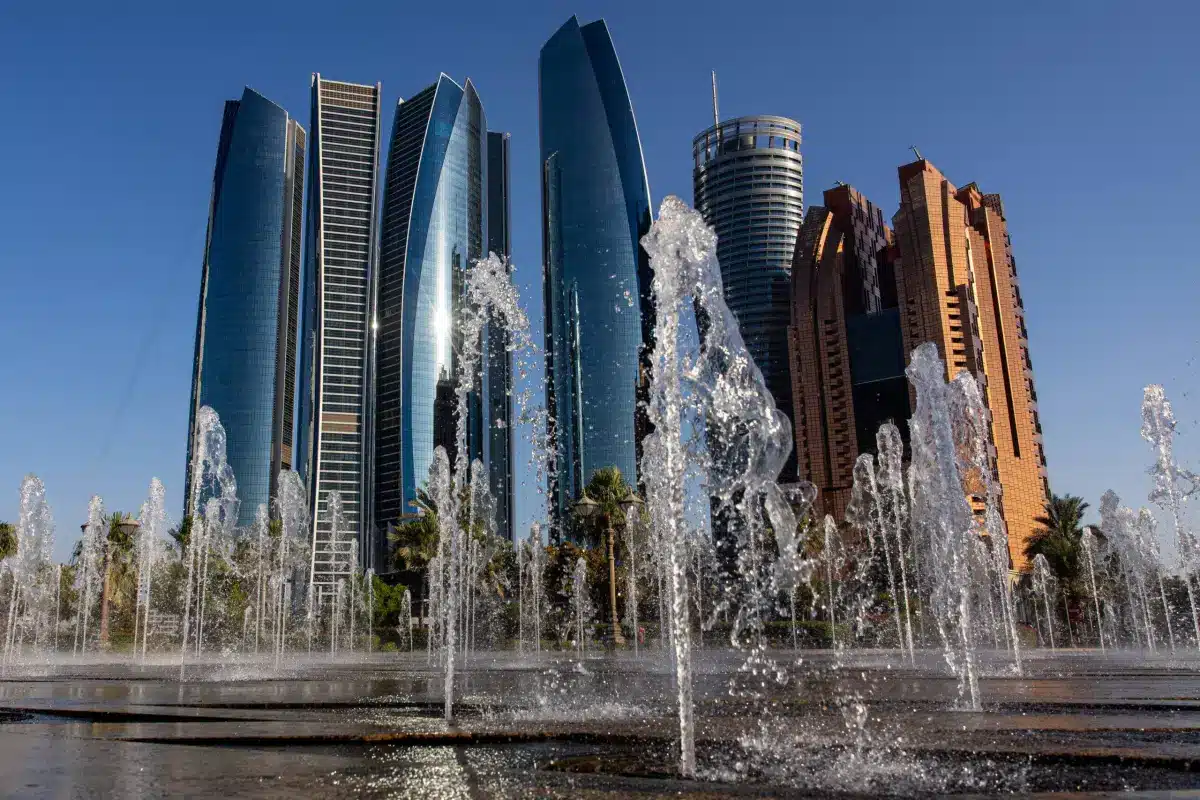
[573,489,643,648]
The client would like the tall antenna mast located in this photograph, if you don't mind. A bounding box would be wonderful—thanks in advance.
[711,70,720,129]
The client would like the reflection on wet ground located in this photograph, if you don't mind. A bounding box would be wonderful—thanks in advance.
[0,650,1198,797]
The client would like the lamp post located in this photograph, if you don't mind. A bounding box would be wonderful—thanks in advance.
[574,489,643,648]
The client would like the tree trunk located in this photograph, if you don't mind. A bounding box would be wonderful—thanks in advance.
[98,556,111,649]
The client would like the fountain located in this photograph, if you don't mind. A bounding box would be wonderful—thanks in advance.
[1032,553,1057,650]
[3,476,55,666]
[5,206,1200,797]
[1142,384,1200,647]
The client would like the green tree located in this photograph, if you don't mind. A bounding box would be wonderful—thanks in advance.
[168,516,194,555]
[99,512,139,647]
[390,489,440,573]
[574,466,638,646]
[1024,494,1089,597]
[0,522,16,561]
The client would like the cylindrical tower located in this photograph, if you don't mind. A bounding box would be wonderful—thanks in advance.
[692,115,803,478]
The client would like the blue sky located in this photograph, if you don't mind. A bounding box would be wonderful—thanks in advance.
[1,1,1197,561]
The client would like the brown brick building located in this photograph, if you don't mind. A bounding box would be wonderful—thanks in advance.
[789,161,1048,571]
[892,158,1048,571]
[789,184,909,521]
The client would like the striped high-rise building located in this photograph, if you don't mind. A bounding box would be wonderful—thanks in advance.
[297,76,383,598]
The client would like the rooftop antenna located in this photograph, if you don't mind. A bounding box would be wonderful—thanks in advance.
[711,71,720,129]
[909,145,922,161]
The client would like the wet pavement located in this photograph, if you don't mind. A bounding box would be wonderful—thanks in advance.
[0,649,1198,797]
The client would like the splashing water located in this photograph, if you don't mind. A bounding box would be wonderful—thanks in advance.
[134,478,166,661]
[948,370,1022,672]
[180,406,239,677]
[1032,554,1057,650]
[640,196,804,777]
[1141,385,1200,647]
[876,424,916,663]
[4,476,55,667]
[1081,528,1106,652]
[274,470,310,667]
[570,557,591,655]
[74,496,106,656]
[905,343,980,710]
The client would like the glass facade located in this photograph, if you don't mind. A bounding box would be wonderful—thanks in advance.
[692,116,803,480]
[540,16,652,531]
[374,76,488,546]
[185,88,305,527]
[484,131,514,541]
[298,77,382,585]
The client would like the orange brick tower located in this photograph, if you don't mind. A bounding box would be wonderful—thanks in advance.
[891,158,1048,571]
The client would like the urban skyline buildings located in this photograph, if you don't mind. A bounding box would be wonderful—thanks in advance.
[540,16,653,533]
[297,76,383,596]
[789,184,908,520]
[892,158,1048,569]
[185,87,305,527]
[179,18,1050,577]
[484,131,515,541]
[692,115,804,481]
[373,74,503,552]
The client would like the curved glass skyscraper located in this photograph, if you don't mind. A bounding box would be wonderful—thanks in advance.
[374,75,487,541]
[692,115,803,480]
[186,87,305,526]
[540,16,652,531]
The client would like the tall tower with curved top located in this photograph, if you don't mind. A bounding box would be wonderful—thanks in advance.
[540,16,653,534]
[374,75,488,555]
[692,115,804,481]
[185,87,305,528]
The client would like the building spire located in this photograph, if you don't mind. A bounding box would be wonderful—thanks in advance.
[711,70,720,129]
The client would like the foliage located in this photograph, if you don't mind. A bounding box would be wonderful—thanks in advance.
[0,521,15,561]
[168,516,194,555]
[575,467,634,548]
[372,575,408,630]
[389,490,439,572]
[1024,494,1089,596]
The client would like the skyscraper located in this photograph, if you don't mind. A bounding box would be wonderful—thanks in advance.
[373,75,489,554]
[789,184,908,520]
[185,87,305,527]
[540,16,653,533]
[484,131,514,541]
[692,116,804,481]
[892,158,1048,570]
[297,76,383,592]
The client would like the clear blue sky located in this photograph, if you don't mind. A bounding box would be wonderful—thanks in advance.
[1,1,1197,562]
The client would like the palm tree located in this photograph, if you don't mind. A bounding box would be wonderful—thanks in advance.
[1025,494,1089,594]
[390,490,440,573]
[99,512,138,647]
[168,516,193,555]
[0,522,15,561]
[574,466,639,646]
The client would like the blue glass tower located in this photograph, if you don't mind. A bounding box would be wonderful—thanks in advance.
[484,131,514,541]
[186,88,305,526]
[540,16,653,533]
[374,76,488,544]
